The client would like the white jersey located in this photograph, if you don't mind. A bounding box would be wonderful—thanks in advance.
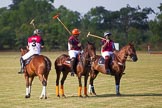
[22,35,43,60]
[28,42,41,54]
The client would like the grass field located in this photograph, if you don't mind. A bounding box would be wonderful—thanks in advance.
[0,51,162,108]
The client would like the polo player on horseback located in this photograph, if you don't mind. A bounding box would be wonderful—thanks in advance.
[68,28,82,76]
[101,32,116,75]
[18,29,44,74]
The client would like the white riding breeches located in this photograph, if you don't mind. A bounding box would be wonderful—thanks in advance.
[101,51,113,59]
[22,50,40,60]
[68,50,80,59]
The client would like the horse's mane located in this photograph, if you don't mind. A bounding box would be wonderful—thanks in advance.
[118,42,134,52]
[84,41,95,51]
[20,46,29,56]
[19,46,28,50]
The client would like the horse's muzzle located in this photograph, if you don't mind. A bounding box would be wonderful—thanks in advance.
[131,55,138,62]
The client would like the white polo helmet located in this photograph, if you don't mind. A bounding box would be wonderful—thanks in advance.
[33,29,41,35]
[104,32,112,37]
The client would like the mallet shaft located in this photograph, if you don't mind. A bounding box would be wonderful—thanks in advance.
[87,32,105,40]
[57,17,71,35]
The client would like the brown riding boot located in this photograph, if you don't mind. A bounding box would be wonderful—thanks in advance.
[70,58,76,76]
[105,56,111,75]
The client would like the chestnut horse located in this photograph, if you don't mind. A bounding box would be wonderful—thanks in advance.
[88,42,138,96]
[20,48,51,99]
[54,42,96,97]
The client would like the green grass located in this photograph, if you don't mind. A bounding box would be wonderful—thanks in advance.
[0,51,162,108]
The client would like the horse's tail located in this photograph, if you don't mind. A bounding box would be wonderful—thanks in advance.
[54,59,58,70]
[54,57,60,70]
[44,56,52,72]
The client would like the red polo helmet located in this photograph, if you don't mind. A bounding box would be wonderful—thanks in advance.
[72,28,80,35]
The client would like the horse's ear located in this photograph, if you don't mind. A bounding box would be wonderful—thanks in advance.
[129,41,134,46]
[20,48,24,52]
[87,40,90,44]
[19,46,26,52]
[87,40,95,45]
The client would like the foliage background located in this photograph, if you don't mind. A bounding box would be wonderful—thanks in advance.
[0,0,162,51]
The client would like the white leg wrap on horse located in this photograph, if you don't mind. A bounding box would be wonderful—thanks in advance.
[88,84,92,93]
[29,86,31,94]
[41,86,46,96]
[26,88,29,95]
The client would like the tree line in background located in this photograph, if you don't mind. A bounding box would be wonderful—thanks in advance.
[0,0,162,51]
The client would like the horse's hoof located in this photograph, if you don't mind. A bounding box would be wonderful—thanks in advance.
[79,95,83,98]
[92,92,97,96]
[116,93,121,96]
[39,95,47,99]
[84,95,89,97]
[62,94,66,98]
[57,95,60,98]
[25,95,30,98]
[89,92,96,96]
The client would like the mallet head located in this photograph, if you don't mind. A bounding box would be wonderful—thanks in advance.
[87,32,90,37]
[30,19,34,25]
[53,14,59,19]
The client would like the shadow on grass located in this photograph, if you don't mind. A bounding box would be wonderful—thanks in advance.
[92,93,162,97]
[53,93,162,99]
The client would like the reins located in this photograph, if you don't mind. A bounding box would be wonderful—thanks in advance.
[79,44,95,67]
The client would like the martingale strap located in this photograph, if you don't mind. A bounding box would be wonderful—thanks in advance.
[118,62,125,66]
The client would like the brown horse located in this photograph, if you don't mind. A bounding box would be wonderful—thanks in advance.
[20,48,51,99]
[88,42,138,96]
[54,42,96,97]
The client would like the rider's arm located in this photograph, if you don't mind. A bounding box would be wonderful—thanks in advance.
[101,40,108,49]
[69,40,78,49]
[112,42,116,52]
[40,39,44,48]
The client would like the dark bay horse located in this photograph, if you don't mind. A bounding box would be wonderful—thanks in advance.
[20,48,51,99]
[89,42,138,96]
[54,42,96,97]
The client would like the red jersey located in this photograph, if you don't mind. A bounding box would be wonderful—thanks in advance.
[28,35,42,43]
[101,39,115,52]
[68,36,81,50]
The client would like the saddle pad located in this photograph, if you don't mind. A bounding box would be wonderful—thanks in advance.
[98,56,113,65]
[98,57,105,65]
[64,59,71,64]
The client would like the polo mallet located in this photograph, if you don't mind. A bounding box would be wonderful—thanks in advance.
[87,32,105,40]
[53,14,71,35]
[30,19,36,29]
